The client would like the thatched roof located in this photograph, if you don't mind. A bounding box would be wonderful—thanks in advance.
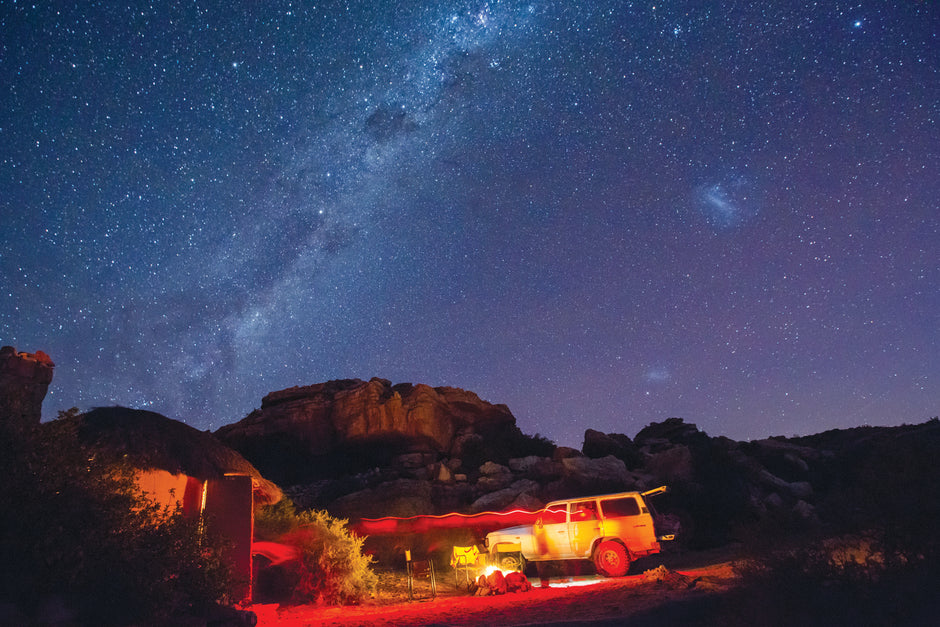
[60,406,282,504]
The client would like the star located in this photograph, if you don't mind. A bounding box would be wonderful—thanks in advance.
[1,0,935,446]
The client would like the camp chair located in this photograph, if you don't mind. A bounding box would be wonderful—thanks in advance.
[405,550,437,601]
[451,545,485,591]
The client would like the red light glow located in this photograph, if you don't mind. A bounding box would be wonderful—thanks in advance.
[353,508,548,536]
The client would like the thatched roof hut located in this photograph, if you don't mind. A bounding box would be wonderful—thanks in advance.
[60,406,282,505]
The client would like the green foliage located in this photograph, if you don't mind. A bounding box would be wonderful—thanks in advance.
[0,410,230,625]
[517,431,557,458]
[255,500,377,605]
[254,497,305,541]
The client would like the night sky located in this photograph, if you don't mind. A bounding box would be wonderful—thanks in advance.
[2,1,937,447]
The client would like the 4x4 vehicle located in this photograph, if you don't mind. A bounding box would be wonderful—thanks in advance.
[484,486,673,577]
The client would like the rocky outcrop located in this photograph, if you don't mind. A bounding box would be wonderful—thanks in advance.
[221,378,516,452]
[0,346,55,431]
[216,377,939,553]
[216,378,526,483]
[582,429,643,468]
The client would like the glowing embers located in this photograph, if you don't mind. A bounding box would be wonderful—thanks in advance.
[481,565,507,578]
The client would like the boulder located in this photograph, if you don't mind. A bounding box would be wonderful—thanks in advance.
[582,430,642,467]
[508,455,543,473]
[561,455,631,486]
[0,346,55,430]
[477,474,514,491]
[510,491,544,511]
[509,455,559,479]
[470,479,540,513]
[479,461,511,476]
[646,445,695,483]
[553,446,582,461]
[635,418,703,446]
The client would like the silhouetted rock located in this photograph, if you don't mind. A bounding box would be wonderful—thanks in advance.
[646,444,695,484]
[0,346,54,431]
[635,417,704,447]
[582,429,643,468]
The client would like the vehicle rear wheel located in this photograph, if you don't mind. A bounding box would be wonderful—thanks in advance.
[593,541,629,577]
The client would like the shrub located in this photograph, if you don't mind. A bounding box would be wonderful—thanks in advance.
[255,500,377,605]
[722,532,940,626]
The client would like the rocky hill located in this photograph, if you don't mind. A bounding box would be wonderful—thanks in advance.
[216,377,939,551]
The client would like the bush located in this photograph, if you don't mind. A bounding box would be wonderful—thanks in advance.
[0,411,230,625]
[255,500,377,605]
[722,532,940,626]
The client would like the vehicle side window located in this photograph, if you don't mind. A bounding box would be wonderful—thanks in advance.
[572,501,598,521]
[600,497,640,517]
[540,506,567,524]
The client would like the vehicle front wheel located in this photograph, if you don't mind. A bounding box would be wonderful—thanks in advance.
[593,541,629,577]
[498,553,525,572]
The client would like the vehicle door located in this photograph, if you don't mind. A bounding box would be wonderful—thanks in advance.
[567,500,602,557]
[533,504,571,559]
[598,496,657,553]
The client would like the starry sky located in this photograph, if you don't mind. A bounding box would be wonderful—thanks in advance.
[2,1,937,447]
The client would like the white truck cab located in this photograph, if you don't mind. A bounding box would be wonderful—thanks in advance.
[484,486,673,577]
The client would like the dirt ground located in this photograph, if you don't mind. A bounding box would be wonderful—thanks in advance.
[249,548,739,626]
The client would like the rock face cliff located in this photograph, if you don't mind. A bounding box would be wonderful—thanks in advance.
[0,346,55,430]
[215,378,529,483]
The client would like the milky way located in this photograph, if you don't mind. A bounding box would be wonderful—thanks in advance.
[2,1,937,445]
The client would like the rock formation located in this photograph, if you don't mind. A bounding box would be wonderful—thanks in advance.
[0,346,55,431]
[210,375,938,554]
[216,378,529,483]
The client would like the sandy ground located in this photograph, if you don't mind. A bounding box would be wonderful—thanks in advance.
[250,550,738,626]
